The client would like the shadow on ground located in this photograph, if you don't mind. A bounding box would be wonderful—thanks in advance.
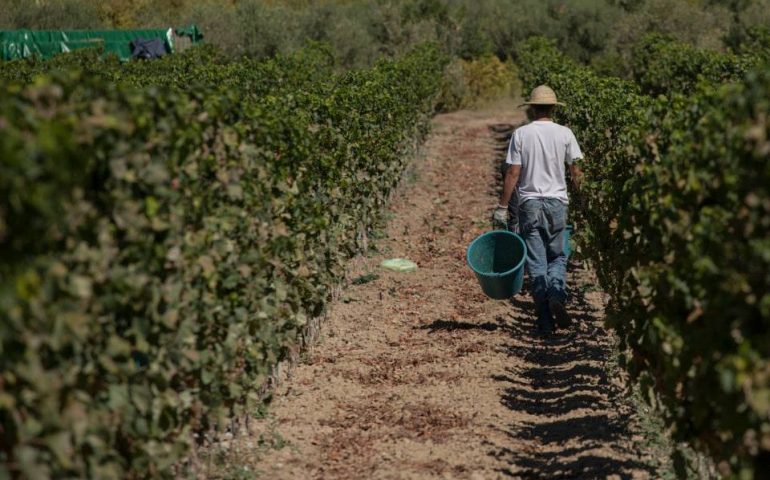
[490,267,654,479]
[418,319,501,333]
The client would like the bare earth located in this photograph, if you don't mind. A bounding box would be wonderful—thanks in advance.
[219,105,662,479]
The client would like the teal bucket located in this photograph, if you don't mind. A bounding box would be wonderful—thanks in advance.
[466,230,527,300]
[564,224,574,257]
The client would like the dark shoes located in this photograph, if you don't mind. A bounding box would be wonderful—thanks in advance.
[549,297,572,329]
[535,318,555,336]
[534,298,570,336]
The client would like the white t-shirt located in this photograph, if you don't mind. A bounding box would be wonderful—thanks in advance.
[506,120,583,205]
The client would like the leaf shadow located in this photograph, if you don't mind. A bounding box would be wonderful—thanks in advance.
[487,263,656,478]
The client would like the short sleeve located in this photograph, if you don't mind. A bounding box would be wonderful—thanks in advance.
[565,129,583,164]
[506,130,522,166]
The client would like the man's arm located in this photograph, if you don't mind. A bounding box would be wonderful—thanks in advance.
[569,162,583,190]
[492,164,520,229]
[499,165,521,207]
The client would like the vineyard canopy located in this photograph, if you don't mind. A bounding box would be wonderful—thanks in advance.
[0,25,203,61]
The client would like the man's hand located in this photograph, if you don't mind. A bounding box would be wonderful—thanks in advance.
[492,205,508,230]
[499,164,521,217]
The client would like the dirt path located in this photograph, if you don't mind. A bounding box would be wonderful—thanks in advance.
[214,105,665,479]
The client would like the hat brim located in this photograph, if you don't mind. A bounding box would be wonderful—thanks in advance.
[518,101,566,108]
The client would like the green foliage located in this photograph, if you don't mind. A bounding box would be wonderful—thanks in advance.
[6,0,770,72]
[519,38,770,477]
[0,0,103,30]
[437,55,517,112]
[0,43,446,478]
[732,26,770,60]
[0,42,337,96]
[631,34,753,96]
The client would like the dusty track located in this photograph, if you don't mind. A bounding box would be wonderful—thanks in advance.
[219,105,663,479]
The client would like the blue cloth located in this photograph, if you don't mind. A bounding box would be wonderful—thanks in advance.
[518,198,568,326]
[130,38,168,60]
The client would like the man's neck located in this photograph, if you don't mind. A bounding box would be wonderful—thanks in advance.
[533,117,552,122]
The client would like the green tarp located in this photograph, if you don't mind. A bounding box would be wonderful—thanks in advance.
[0,26,203,61]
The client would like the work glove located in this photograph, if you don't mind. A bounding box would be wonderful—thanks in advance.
[492,205,508,230]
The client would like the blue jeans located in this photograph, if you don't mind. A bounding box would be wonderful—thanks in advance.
[518,198,568,325]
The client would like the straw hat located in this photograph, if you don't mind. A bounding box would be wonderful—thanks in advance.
[519,85,565,107]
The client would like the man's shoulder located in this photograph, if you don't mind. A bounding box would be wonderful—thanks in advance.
[516,121,574,136]
[514,122,538,136]
[547,122,577,139]
[545,122,574,134]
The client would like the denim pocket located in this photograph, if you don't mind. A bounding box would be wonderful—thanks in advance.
[518,199,541,235]
[545,199,567,232]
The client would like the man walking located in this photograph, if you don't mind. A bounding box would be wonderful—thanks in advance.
[493,85,584,334]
